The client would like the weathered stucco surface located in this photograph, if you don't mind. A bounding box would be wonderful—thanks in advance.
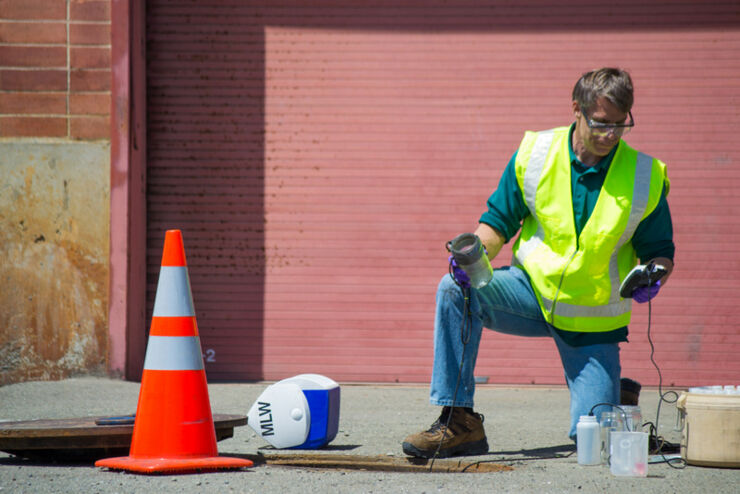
[0,140,110,385]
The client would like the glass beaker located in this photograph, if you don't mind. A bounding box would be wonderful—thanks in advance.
[620,405,642,432]
[600,411,622,464]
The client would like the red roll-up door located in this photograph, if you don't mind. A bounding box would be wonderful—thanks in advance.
[145,1,740,386]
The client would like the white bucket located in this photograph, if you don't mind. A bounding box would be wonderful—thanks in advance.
[677,386,740,468]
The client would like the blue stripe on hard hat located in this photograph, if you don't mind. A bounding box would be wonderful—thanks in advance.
[143,336,204,370]
[152,266,195,317]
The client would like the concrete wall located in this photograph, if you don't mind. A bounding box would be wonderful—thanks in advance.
[0,0,111,384]
[0,141,109,384]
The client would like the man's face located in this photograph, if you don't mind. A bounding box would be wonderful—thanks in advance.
[572,97,631,157]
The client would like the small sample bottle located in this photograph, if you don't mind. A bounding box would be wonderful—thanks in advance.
[577,415,601,465]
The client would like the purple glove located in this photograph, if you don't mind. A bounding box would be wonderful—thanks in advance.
[448,255,471,289]
[632,279,661,303]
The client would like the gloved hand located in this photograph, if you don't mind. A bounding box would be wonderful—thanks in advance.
[632,279,661,303]
[448,255,471,289]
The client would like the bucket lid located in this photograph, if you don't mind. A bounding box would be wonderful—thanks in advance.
[688,385,740,395]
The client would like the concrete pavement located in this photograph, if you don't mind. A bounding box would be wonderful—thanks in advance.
[1,377,738,493]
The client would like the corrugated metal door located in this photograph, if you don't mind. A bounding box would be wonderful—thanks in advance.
[146,1,740,386]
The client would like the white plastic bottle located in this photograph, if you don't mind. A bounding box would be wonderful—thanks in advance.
[577,415,601,465]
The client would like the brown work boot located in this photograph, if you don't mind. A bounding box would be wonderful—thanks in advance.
[402,406,489,458]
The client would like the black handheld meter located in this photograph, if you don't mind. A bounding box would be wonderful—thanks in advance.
[619,263,668,299]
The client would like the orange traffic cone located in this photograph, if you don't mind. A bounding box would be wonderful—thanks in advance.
[96,230,252,473]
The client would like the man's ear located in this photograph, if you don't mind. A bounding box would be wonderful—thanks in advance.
[572,100,580,117]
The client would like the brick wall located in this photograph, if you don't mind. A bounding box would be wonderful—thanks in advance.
[0,0,112,384]
[0,0,111,139]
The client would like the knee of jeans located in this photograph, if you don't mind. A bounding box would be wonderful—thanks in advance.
[437,273,461,295]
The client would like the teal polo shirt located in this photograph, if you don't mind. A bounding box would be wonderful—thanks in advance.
[479,124,675,346]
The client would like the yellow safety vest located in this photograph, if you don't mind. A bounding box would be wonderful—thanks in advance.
[512,126,668,332]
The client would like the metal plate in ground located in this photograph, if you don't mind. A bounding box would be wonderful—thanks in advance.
[246,453,514,473]
[0,414,247,462]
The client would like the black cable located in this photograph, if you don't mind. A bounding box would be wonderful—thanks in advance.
[645,290,686,469]
[584,274,686,469]
[589,402,625,417]
[429,273,473,472]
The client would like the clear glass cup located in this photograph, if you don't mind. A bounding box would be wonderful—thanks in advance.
[619,405,642,432]
[600,411,625,464]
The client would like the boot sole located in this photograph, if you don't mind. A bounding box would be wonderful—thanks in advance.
[402,437,489,459]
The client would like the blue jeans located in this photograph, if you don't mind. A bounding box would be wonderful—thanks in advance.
[430,266,621,439]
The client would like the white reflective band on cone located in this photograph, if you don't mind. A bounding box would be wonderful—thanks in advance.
[152,266,196,317]
[143,335,204,371]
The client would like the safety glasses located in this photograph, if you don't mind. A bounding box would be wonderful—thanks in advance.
[580,107,634,137]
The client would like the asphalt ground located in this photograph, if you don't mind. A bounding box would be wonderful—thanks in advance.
[1,377,738,493]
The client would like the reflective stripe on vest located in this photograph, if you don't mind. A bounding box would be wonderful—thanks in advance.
[143,335,204,371]
[513,128,660,329]
[152,266,195,317]
[516,130,554,264]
